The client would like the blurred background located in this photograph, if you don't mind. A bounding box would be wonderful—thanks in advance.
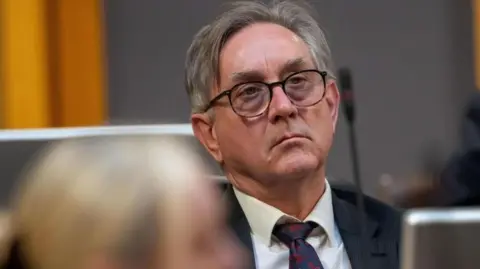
[1,0,479,208]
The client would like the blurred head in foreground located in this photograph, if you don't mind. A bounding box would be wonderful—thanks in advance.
[1,136,242,269]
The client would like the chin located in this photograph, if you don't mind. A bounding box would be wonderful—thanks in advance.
[271,151,320,177]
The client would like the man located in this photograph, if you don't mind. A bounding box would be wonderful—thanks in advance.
[184,1,401,269]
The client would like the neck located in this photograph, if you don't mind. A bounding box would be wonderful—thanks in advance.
[230,169,326,220]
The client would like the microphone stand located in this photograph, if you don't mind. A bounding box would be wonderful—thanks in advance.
[346,119,368,264]
[340,67,368,269]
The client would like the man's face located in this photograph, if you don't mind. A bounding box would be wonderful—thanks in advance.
[192,23,339,185]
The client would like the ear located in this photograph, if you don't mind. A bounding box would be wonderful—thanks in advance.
[324,80,340,132]
[191,113,223,163]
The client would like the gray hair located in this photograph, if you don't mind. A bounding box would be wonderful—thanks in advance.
[184,0,334,114]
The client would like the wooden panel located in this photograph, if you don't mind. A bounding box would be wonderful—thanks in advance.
[0,0,51,128]
[51,0,107,126]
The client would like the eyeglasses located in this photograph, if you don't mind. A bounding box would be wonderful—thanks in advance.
[203,69,328,118]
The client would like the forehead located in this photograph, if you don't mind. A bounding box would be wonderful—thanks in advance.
[219,23,314,81]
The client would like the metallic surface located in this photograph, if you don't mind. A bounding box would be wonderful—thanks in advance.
[401,208,480,269]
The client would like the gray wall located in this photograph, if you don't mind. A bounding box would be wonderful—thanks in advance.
[105,0,476,195]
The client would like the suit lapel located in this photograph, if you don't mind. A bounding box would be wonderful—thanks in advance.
[224,186,257,269]
[332,192,396,269]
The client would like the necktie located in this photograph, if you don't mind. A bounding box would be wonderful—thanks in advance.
[273,222,325,269]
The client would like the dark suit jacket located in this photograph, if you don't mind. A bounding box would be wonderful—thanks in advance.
[224,184,402,269]
[439,92,480,206]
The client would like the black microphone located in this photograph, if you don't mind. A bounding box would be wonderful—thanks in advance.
[338,68,355,123]
[338,68,368,267]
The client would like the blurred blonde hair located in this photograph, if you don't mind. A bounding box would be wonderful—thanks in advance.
[0,210,10,263]
[3,135,207,269]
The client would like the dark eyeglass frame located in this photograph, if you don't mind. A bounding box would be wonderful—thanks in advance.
[202,69,328,117]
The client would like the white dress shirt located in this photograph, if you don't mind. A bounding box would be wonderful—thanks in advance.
[233,180,351,269]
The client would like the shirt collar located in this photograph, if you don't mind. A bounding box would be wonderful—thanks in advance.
[233,179,337,247]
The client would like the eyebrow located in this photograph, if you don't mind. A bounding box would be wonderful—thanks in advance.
[279,57,308,76]
[229,57,309,85]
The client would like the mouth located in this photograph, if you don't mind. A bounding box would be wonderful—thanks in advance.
[273,133,309,147]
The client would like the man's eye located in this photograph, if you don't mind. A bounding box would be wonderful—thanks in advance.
[237,85,264,98]
[289,76,307,85]
[242,87,261,95]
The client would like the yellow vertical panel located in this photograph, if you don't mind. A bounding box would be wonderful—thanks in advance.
[475,0,480,90]
[0,0,51,128]
[53,0,106,126]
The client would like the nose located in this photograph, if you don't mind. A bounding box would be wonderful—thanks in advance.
[267,86,298,122]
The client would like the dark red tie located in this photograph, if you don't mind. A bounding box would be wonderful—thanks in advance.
[273,222,325,269]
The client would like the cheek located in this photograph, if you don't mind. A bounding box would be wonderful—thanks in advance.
[217,117,268,157]
[163,218,206,269]
[305,106,334,144]
[161,236,192,269]
[160,198,201,269]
